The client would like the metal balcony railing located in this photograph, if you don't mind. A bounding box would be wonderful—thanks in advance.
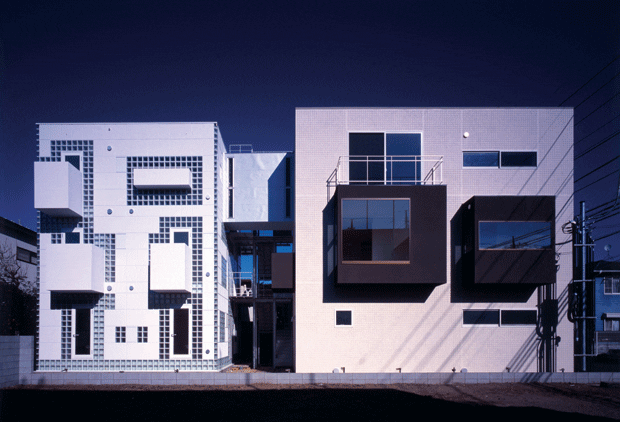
[327,155,444,187]
[230,272,273,298]
[228,144,254,153]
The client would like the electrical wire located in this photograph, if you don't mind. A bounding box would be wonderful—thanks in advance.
[559,55,620,106]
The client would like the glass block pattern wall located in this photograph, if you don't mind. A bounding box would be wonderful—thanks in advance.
[36,123,231,371]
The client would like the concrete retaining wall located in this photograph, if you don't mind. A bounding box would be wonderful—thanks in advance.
[0,336,34,388]
[2,337,619,388]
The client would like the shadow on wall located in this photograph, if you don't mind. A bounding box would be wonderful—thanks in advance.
[450,202,537,303]
[267,154,292,223]
[321,196,435,303]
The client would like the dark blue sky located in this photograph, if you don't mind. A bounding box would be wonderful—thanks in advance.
[1,0,619,259]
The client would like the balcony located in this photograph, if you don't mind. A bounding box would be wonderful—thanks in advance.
[150,243,192,293]
[40,243,104,293]
[327,155,443,188]
[230,272,274,299]
[34,161,83,217]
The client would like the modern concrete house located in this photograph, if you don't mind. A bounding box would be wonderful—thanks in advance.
[34,107,574,373]
[294,108,573,373]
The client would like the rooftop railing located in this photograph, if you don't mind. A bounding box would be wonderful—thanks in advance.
[327,155,444,187]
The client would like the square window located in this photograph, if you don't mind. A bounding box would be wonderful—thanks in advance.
[342,199,410,262]
[335,310,352,326]
[65,232,80,244]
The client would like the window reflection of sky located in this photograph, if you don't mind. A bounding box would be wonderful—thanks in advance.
[342,199,410,230]
[479,221,552,250]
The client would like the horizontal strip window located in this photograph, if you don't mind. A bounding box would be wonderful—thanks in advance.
[463,151,537,168]
[463,151,498,167]
[501,151,537,167]
[479,221,552,250]
[500,310,537,325]
[16,247,38,264]
[464,309,537,325]
[463,310,499,325]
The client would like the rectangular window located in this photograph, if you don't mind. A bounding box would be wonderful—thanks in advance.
[604,277,620,294]
[335,310,352,326]
[115,326,126,343]
[479,221,552,250]
[65,155,80,170]
[65,232,80,244]
[342,199,410,262]
[463,310,499,325]
[228,158,234,218]
[221,256,227,288]
[349,132,422,184]
[463,151,499,167]
[173,231,189,245]
[16,247,37,264]
[500,310,537,325]
[604,319,620,331]
[137,326,148,343]
[219,310,226,342]
[500,151,537,167]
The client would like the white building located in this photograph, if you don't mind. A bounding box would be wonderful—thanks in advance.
[294,108,574,373]
[35,108,574,373]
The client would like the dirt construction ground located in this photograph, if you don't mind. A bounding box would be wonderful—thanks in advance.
[4,382,620,421]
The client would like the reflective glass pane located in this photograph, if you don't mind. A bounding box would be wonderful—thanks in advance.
[501,151,537,167]
[342,199,409,262]
[463,152,499,167]
[479,221,552,250]
[386,133,421,183]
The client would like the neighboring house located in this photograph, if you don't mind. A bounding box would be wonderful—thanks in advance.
[590,260,620,371]
[0,216,37,335]
[35,107,575,373]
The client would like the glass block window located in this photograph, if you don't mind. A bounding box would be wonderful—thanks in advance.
[115,326,126,343]
[138,326,148,343]
[219,310,225,342]
[126,156,203,206]
[221,256,227,288]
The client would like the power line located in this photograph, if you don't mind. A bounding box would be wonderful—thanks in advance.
[595,228,620,242]
[575,129,620,160]
[559,55,620,106]
[574,113,620,148]
[574,155,620,183]
[574,90,620,126]
[574,169,619,193]
[573,70,620,110]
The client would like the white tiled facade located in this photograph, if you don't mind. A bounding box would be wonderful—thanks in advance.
[36,123,232,371]
[294,108,574,373]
